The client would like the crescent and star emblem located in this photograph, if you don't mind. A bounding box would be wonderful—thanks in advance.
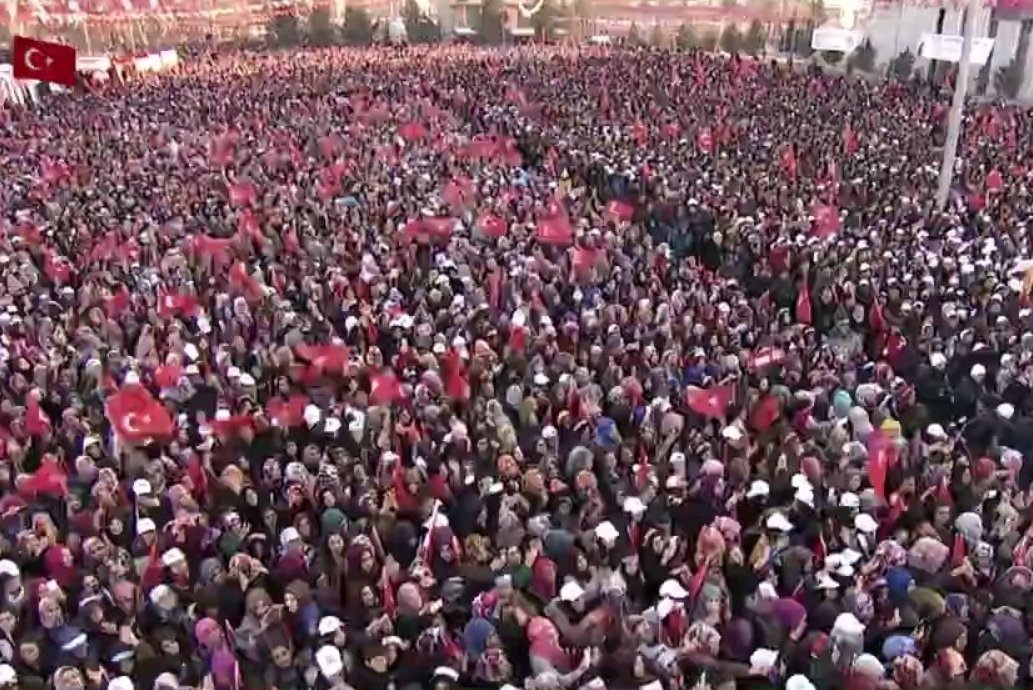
[23,48,53,72]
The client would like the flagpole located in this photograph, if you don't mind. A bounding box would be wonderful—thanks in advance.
[935,0,979,211]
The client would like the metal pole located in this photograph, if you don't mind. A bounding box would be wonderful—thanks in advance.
[935,0,979,210]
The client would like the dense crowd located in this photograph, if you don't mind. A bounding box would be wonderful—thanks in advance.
[0,42,1031,690]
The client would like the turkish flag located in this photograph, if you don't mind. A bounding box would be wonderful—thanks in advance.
[685,385,734,419]
[295,343,350,378]
[20,454,68,499]
[747,347,787,371]
[229,262,264,303]
[867,432,889,500]
[812,203,841,238]
[697,127,714,154]
[398,121,428,142]
[153,364,182,389]
[370,370,406,405]
[25,397,52,436]
[537,206,573,246]
[105,286,131,319]
[442,349,471,402]
[795,283,812,325]
[157,292,200,320]
[478,213,507,238]
[265,394,309,428]
[106,385,175,445]
[606,199,635,221]
[986,169,1003,193]
[748,394,781,432]
[843,124,859,155]
[404,217,455,244]
[12,36,76,86]
[211,415,255,440]
[780,146,797,178]
[228,181,257,208]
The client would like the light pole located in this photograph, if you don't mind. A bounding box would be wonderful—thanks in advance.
[935,0,980,210]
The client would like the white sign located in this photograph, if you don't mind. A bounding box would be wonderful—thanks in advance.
[811,27,863,53]
[918,33,995,66]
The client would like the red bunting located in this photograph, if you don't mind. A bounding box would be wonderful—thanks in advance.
[211,415,256,440]
[685,385,734,419]
[106,385,175,445]
[795,283,812,325]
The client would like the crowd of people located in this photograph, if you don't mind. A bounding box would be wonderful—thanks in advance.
[0,41,1031,690]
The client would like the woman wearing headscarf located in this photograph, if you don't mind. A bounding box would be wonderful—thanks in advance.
[463,617,513,685]
[969,649,1020,689]
[194,617,240,690]
[525,616,592,688]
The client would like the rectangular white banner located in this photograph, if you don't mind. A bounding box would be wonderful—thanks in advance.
[811,27,863,53]
[918,33,995,65]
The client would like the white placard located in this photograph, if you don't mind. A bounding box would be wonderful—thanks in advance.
[811,27,863,53]
[918,33,995,66]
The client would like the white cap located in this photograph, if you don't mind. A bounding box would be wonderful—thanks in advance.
[749,648,779,673]
[315,645,344,678]
[839,548,863,565]
[853,653,885,678]
[160,548,186,567]
[757,582,778,600]
[109,677,133,690]
[132,478,152,496]
[622,496,646,514]
[765,512,794,532]
[227,366,241,379]
[930,352,947,369]
[790,473,811,490]
[559,580,585,602]
[832,612,866,637]
[123,371,140,386]
[853,513,879,534]
[184,364,200,376]
[148,584,172,605]
[303,404,322,428]
[816,573,840,590]
[434,667,460,681]
[747,479,770,499]
[137,518,156,535]
[280,527,301,546]
[317,615,343,636]
[971,363,987,379]
[786,676,816,690]
[997,403,1015,420]
[795,486,815,507]
[926,423,947,439]
[0,664,16,684]
[839,492,860,509]
[154,673,179,690]
[533,372,549,387]
[594,521,620,544]
[659,579,689,599]
[0,560,19,578]
[239,373,256,387]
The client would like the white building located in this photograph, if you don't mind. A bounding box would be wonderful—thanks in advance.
[856,2,1033,99]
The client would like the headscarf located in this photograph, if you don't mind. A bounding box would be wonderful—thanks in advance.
[971,649,1019,687]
